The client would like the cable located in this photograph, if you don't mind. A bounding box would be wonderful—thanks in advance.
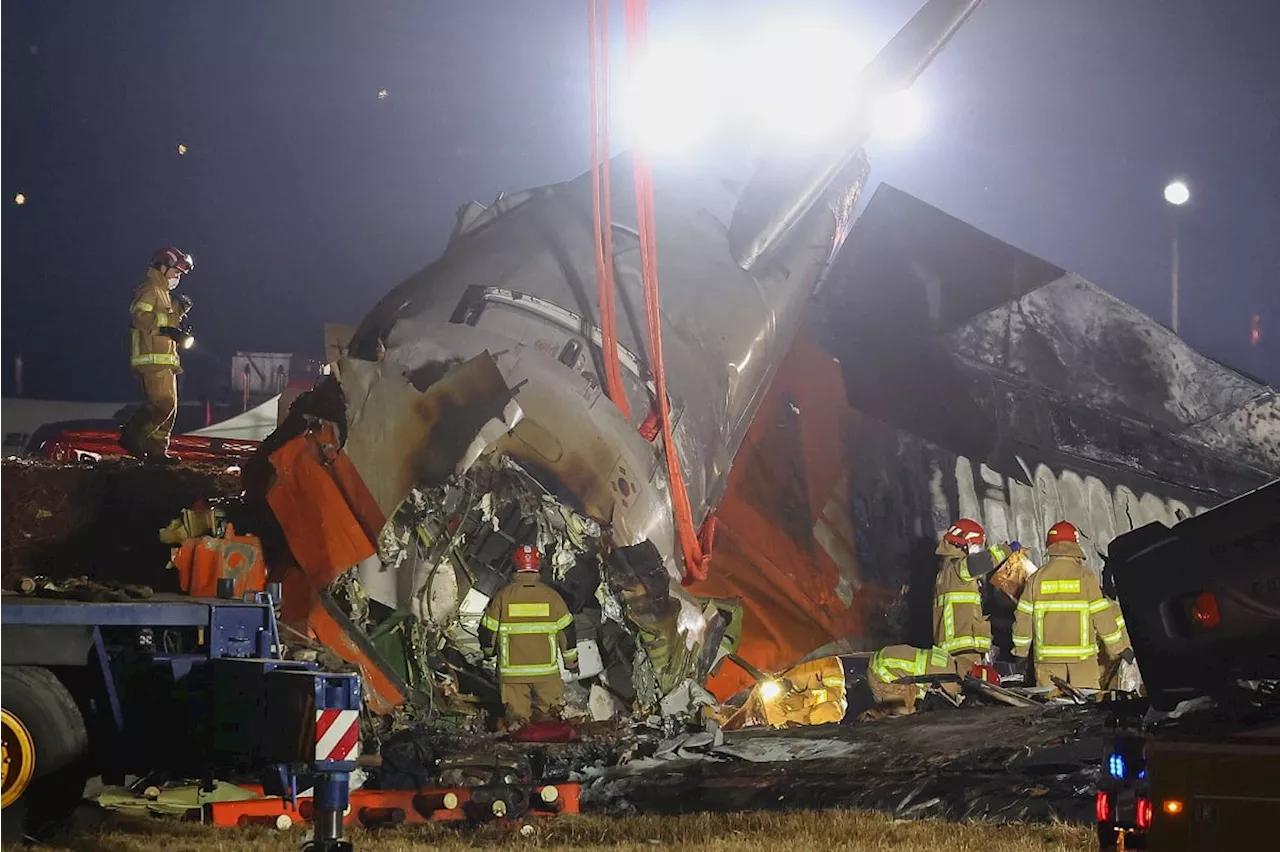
[621,0,715,584]
[588,0,631,419]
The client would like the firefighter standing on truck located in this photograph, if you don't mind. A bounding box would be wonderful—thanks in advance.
[1012,521,1133,689]
[121,247,194,464]
[933,518,1016,669]
[480,544,578,728]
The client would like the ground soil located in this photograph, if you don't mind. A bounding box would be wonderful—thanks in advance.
[35,809,1094,852]
[1,458,241,592]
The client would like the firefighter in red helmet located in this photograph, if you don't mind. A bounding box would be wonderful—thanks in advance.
[1012,521,1133,689]
[121,247,195,463]
[479,544,578,728]
[932,518,1018,669]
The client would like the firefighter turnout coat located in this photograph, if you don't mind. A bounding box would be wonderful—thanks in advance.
[1011,540,1130,667]
[129,268,187,373]
[480,573,578,683]
[933,541,1010,660]
[867,644,962,713]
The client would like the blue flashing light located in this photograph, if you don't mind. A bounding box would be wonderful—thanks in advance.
[1109,753,1127,779]
[1138,769,1146,780]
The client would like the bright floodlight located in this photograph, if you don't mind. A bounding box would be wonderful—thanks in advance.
[1164,180,1190,206]
[627,42,715,153]
[735,22,871,144]
[871,89,925,142]
[758,679,784,702]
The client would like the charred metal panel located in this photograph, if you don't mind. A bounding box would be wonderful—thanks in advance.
[817,184,1065,459]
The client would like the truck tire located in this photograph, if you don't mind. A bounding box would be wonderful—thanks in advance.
[2,666,90,839]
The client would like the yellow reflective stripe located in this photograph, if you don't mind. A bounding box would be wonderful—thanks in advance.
[1036,645,1099,659]
[132,301,155,312]
[131,353,180,367]
[495,622,560,635]
[1099,624,1126,646]
[988,544,1009,564]
[871,652,921,683]
[937,592,982,607]
[1016,599,1035,614]
[553,613,572,632]
[825,676,846,688]
[1041,579,1082,595]
[1030,599,1092,654]
[958,561,974,583]
[929,647,951,669]
[1089,598,1111,613]
[1011,635,1032,647]
[562,646,579,661]
[498,661,562,677]
[941,635,991,652]
[497,631,562,675]
[507,602,551,618]
[1034,601,1092,612]
[481,614,500,631]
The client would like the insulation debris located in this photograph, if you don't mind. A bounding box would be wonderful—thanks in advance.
[306,446,740,732]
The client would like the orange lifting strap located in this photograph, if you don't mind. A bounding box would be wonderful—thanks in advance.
[588,0,715,583]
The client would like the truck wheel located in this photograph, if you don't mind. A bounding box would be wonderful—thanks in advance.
[1,667,90,839]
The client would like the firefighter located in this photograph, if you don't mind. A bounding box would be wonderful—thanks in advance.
[933,518,1016,669]
[859,644,964,718]
[1011,521,1133,689]
[479,544,578,728]
[121,247,194,463]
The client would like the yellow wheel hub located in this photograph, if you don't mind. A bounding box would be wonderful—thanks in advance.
[1,708,36,809]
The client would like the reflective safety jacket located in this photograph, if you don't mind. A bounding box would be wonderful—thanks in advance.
[932,541,1010,656]
[869,644,960,698]
[1011,541,1131,663]
[480,574,578,683]
[129,268,186,372]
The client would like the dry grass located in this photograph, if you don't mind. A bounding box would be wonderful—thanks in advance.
[27,810,1095,852]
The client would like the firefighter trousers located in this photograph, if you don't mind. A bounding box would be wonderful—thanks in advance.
[123,368,178,456]
[1034,658,1100,690]
[499,677,564,726]
[866,674,920,716]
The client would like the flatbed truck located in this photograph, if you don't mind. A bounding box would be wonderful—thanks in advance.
[1,589,360,850]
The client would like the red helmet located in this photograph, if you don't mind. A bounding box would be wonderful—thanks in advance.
[513,544,542,573]
[943,518,985,549]
[1046,521,1079,547]
[152,246,194,274]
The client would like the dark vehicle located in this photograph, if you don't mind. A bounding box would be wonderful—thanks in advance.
[1097,480,1280,850]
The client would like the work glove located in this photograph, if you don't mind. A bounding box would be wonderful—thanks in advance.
[175,293,193,313]
[1009,541,1022,553]
[983,646,1000,666]
[158,326,187,343]
[1119,647,1136,665]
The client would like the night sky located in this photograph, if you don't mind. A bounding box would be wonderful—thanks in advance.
[4,0,1278,403]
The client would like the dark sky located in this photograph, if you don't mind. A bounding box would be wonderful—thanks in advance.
[4,0,1278,402]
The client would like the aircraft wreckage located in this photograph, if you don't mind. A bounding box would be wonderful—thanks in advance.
[5,0,1277,738]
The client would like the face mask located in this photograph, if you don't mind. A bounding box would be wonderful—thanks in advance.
[167,276,180,290]
[968,543,985,555]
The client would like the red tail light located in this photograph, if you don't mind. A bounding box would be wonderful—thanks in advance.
[1137,797,1153,829]
[1096,791,1112,822]
[1190,592,1221,629]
